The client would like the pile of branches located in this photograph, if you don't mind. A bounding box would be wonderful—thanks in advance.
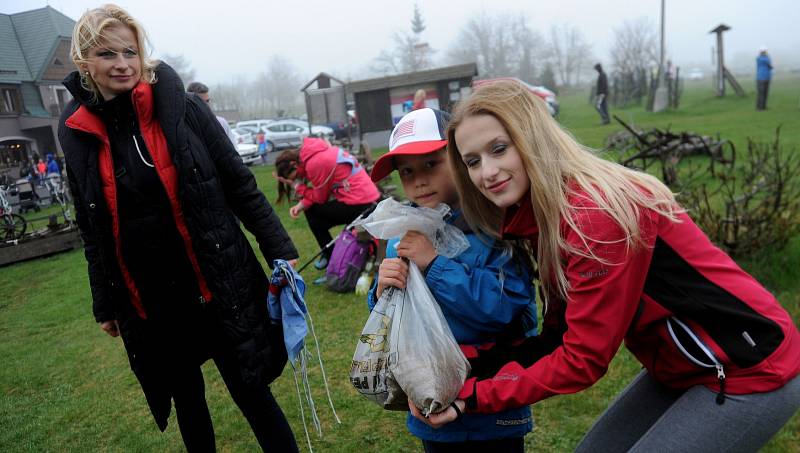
[607,120,800,257]
[607,116,734,187]
[676,127,800,258]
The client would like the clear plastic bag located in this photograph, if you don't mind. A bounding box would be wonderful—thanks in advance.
[351,198,470,259]
[393,262,470,415]
[349,285,408,410]
[349,198,471,414]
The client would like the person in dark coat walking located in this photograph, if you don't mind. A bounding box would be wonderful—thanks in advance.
[58,5,300,451]
[594,63,610,125]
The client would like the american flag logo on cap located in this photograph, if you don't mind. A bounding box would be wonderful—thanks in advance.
[390,119,415,149]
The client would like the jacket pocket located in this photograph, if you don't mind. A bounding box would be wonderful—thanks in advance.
[666,317,728,404]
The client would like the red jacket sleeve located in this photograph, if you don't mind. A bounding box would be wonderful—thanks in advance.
[459,206,658,413]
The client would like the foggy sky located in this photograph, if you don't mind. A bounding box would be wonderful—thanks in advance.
[5,0,799,85]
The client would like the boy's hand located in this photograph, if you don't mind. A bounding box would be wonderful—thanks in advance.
[396,231,437,270]
[376,258,408,298]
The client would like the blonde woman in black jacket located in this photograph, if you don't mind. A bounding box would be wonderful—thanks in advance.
[58,5,299,451]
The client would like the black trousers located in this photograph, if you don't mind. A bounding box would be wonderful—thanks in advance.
[756,80,770,110]
[304,200,374,259]
[144,294,296,453]
[168,346,298,453]
[422,437,525,453]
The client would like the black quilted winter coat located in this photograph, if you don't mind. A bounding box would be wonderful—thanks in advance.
[58,62,297,430]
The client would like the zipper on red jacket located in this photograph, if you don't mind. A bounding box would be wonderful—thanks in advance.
[667,317,727,405]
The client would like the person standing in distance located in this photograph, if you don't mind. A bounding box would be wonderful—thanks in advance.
[594,63,610,125]
[755,47,773,111]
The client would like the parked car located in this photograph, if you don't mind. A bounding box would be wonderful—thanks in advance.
[261,120,306,152]
[472,77,560,117]
[688,68,705,81]
[235,119,274,134]
[236,143,260,165]
[232,128,255,145]
[282,119,334,140]
[321,120,351,139]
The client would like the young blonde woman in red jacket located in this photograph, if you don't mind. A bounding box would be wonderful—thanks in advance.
[409,80,800,452]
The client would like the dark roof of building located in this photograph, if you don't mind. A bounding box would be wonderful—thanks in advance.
[346,63,478,94]
[0,6,75,84]
[300,72,346,92]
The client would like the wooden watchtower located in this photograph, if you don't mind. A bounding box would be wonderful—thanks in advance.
[709,24,745,97]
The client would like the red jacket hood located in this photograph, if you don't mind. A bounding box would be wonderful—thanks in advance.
[299,137,333,164]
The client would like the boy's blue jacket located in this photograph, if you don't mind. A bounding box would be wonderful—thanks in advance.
[367,210,536,442]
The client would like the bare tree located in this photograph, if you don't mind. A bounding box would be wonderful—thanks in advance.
[159,53,196,86]
[211,78,240,112]
[547,24,593,87]
[539,63,558,92]
[211,57,304,120]
[609,18,659,76]
[211,75,248,115]
[511,16,539,83]
[260,56,303,117]
[370,5,435,75]
[446,12,544,83]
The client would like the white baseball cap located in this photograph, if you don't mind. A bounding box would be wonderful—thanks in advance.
[370,108,450,182]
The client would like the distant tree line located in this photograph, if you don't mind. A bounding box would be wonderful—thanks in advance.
[377,9,596,91]
[162,53,304,120]
[161,8,663,120]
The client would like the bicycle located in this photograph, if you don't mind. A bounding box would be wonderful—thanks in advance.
[44,173,73,223]
[0,185,27,240]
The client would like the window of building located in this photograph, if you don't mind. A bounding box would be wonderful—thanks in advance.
[46,85,71,116]
[0,87,22,114]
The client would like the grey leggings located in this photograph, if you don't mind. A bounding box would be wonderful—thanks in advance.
[575,371,800,453]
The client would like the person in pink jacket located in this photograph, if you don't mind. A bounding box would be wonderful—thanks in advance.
[287,138,380,273]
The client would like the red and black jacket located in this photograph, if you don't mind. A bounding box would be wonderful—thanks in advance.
[64,81,212,319]
[459,191,800,413]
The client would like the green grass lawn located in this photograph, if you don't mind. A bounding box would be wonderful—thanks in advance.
[1,77,799,452]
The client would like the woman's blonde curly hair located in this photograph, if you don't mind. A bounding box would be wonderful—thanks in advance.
[70,4,158,102]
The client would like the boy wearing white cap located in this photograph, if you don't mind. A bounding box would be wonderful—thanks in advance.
[366,108,537,451]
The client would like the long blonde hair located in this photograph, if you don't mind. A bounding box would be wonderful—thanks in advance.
[447,80,680,301]
[70,4,158,102]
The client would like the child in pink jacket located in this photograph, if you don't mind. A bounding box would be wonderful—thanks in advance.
[288,138,380,274]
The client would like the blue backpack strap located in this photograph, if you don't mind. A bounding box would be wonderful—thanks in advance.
[332,148,361,192]
[335,148,361,176]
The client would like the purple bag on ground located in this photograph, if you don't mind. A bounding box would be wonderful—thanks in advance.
[326,228,371,293]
